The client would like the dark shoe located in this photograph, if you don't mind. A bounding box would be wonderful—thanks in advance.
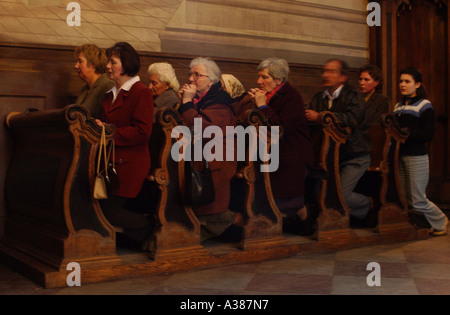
[116,232,143,250]
[363,197,378,228]
[409,211,431,228]
[282,207,315,236]
[349,215,366,228]
[216,224,244,243]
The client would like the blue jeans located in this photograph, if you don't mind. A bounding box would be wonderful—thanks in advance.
[340,154,371,219]
[399,154,447,230]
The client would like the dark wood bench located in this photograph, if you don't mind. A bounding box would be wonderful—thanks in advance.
[0,104,428,288]
[144,108,208,260]
[1,105,121,282]
[307,111,352,241]
[145,107,288,256]
[233,109,289,250]
[357,114,416,234]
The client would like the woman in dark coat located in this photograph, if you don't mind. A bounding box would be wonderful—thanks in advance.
[178,57,243,241]
[249,57,314,233]
[358,64,389,125]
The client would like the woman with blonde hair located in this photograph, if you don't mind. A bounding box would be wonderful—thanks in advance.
[74,43,114,118]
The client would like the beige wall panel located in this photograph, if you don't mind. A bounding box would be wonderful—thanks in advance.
[0,0,370,66]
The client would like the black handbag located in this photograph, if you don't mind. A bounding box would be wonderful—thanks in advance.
[184,156,215,206]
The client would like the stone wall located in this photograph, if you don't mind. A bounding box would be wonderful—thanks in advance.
[0,0,370,67]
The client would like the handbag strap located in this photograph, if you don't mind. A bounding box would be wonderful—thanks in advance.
[106,138,115,169]
[189,126,210,170]
[96,124,108,177]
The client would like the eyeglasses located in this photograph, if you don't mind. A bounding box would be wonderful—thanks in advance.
[187,71,209,79]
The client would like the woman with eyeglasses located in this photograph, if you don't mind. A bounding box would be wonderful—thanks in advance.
[178,57,244,242]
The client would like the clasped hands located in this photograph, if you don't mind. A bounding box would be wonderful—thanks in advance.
[248,88,267,108]
[178,83,197,104]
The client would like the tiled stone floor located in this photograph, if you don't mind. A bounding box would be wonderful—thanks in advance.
[1,231,449,296]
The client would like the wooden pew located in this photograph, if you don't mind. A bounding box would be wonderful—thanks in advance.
[307,111,352,241]
[0,105,121,287]
[0,105,428,289]
[233,109,289,250]
[145,107,287,254]
[0,43,430,288]
[357,114,417,234]
[144,108,208,260]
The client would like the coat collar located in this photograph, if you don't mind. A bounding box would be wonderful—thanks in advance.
[107,76,140,104]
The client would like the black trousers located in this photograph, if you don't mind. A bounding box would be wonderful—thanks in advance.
[99,194,153,242]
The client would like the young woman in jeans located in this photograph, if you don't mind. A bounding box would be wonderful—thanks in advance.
[394,67,448,236]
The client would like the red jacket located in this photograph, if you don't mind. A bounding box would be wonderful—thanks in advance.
[102,81,153,198]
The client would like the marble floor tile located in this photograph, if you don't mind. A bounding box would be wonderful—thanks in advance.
[331,276,419,295]
[408,263,450,280]
[404,248,450,264]
[334,261,410,278]
[414,278,450,295]
[149,286,243,295]
[335,244,408,263]
[256,258,335,276]
[246,273,332,295]
[161,269,255,291]
[1,232,449,295]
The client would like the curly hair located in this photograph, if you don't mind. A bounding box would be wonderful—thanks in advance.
[359,64,384,91]
[148,62,180,92]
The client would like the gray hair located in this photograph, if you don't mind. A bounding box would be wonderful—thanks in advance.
[257,57,290,82]
[148,62,180,92]
[190,57,221,84]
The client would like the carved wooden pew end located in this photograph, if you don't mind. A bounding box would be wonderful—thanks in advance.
[308,111,352,239]
[1,105,122,282]
[234,109,289,250]
[365,115,418,235]
[144,108,208,260]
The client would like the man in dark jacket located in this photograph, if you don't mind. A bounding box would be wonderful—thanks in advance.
[306,59,372,225]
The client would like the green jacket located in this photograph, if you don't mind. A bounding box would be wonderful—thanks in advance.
[76,73,115,118]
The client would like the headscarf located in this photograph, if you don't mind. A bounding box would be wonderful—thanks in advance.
[221,74,245,99]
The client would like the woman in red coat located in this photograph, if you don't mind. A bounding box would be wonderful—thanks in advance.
[98,42,154,245]
[178,57,243,241]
